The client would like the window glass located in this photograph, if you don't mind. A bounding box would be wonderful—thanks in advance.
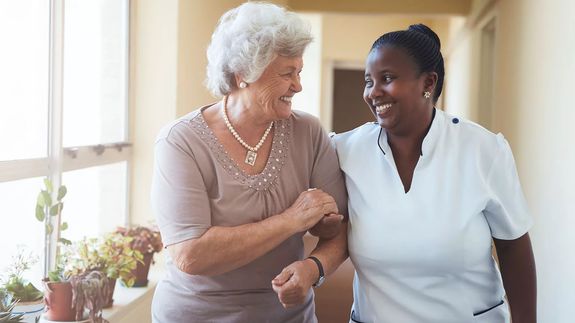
[0,177,45,287]
[62,0,128,147]
[62,162,127,241]
[0,0,49,161]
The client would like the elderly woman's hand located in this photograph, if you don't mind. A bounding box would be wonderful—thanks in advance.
[284,189,338,233]
[271,259,318,308]
[308,213,344,239]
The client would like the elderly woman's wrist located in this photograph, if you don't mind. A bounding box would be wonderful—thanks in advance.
[278,209,303,234]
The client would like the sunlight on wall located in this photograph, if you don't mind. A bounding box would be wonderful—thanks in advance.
[292,14,322,118]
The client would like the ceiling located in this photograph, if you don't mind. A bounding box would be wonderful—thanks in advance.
[287,0,472,15]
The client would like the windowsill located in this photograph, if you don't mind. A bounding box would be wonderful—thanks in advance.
[40,263,164,323]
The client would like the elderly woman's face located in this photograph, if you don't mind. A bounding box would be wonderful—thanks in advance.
[248,55,303,120]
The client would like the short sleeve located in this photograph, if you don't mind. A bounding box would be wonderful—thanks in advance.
[151,135,211,247]
[484,134,533,240]
[310,124,348,218]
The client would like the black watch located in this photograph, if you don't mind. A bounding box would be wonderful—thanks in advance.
[307,256,325,287]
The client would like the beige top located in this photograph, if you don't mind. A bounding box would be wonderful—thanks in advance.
[151,106,347,323]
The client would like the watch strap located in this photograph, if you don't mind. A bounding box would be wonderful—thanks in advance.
[307,256,325,287]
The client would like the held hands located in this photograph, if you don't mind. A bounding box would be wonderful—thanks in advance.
[272,259,318,308]
[285,188,339,233]
[308,213,344,239]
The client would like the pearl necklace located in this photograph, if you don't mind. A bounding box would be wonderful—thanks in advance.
[222,96,274,166]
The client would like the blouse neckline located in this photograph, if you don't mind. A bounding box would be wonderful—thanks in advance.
[189,107,291,191]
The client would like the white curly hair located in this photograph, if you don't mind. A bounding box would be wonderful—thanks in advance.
[205,2,313,97]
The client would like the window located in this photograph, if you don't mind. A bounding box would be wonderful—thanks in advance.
[0,0,130,284]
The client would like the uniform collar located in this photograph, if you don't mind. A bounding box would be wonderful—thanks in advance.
[377,108,444,159]
[421,108,444,158]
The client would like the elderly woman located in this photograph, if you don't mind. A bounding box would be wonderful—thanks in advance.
[150,2,347,322]
[274,24,536,323]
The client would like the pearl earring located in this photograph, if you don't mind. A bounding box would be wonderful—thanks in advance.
[424,91,431,99]
[239,81,248,89]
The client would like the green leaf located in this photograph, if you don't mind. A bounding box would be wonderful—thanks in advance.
[49,203,62,216]
[57,185,67,201]
[36,192,46,207]
[60,222,68,231]
[44,178,53,192]
[41,191,52,207]
[125,277,135,287]
[48,269,62,282]
[58,238,72,246]
[35,205,45,222]
[46,223,53,234]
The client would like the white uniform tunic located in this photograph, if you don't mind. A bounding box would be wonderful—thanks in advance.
[333,109,532,323]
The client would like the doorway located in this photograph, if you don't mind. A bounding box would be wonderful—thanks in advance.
[331,68,374,134]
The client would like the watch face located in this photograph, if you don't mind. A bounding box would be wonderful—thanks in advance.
[314,276,325,287]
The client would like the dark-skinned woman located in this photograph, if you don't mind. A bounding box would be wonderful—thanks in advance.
[273,24,536,323]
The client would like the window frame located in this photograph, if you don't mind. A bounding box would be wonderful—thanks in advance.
[0,0,132,276]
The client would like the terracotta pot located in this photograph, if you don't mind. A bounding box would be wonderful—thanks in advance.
[103,278,117,308]
[43,281,75,322]
[132,252,154,287]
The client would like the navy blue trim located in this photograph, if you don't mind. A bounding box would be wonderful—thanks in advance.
[377,127,386,155]
[473,299,505,316]
[377,108,436,157]
[350,310,366,323]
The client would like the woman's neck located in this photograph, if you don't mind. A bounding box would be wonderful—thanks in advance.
[225,94,272,130]
[387,107,435,156]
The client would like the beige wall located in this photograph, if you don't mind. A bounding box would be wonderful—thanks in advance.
[321,15,438,62]
[496,1,575,320]
[130,0,180,225]
[444,0,575,321]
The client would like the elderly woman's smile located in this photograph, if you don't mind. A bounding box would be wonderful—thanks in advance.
[249,55,304,120]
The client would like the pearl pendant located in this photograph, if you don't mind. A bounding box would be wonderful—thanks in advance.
[245,150,257,166]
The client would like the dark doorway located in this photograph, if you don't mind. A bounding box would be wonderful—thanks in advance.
[332,68,374,134]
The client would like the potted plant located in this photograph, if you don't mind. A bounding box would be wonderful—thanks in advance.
[35,179,109,322]
[35,178,143,321]
[66,234,142,308]
[67,271,111,323]
[43,241,114,322]
[115,226,163,287]
[1,248,44,323]
[34,178,78,321]
[0,289,24,323]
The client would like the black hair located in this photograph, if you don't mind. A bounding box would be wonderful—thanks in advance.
[370,24,445,103]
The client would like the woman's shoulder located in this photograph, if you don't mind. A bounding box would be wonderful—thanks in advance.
[289,110,329,143]
[439,109,507,155]
[156,106,211,144]
[290,109,322,128]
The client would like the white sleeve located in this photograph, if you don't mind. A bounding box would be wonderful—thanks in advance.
[484,134,533,240]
